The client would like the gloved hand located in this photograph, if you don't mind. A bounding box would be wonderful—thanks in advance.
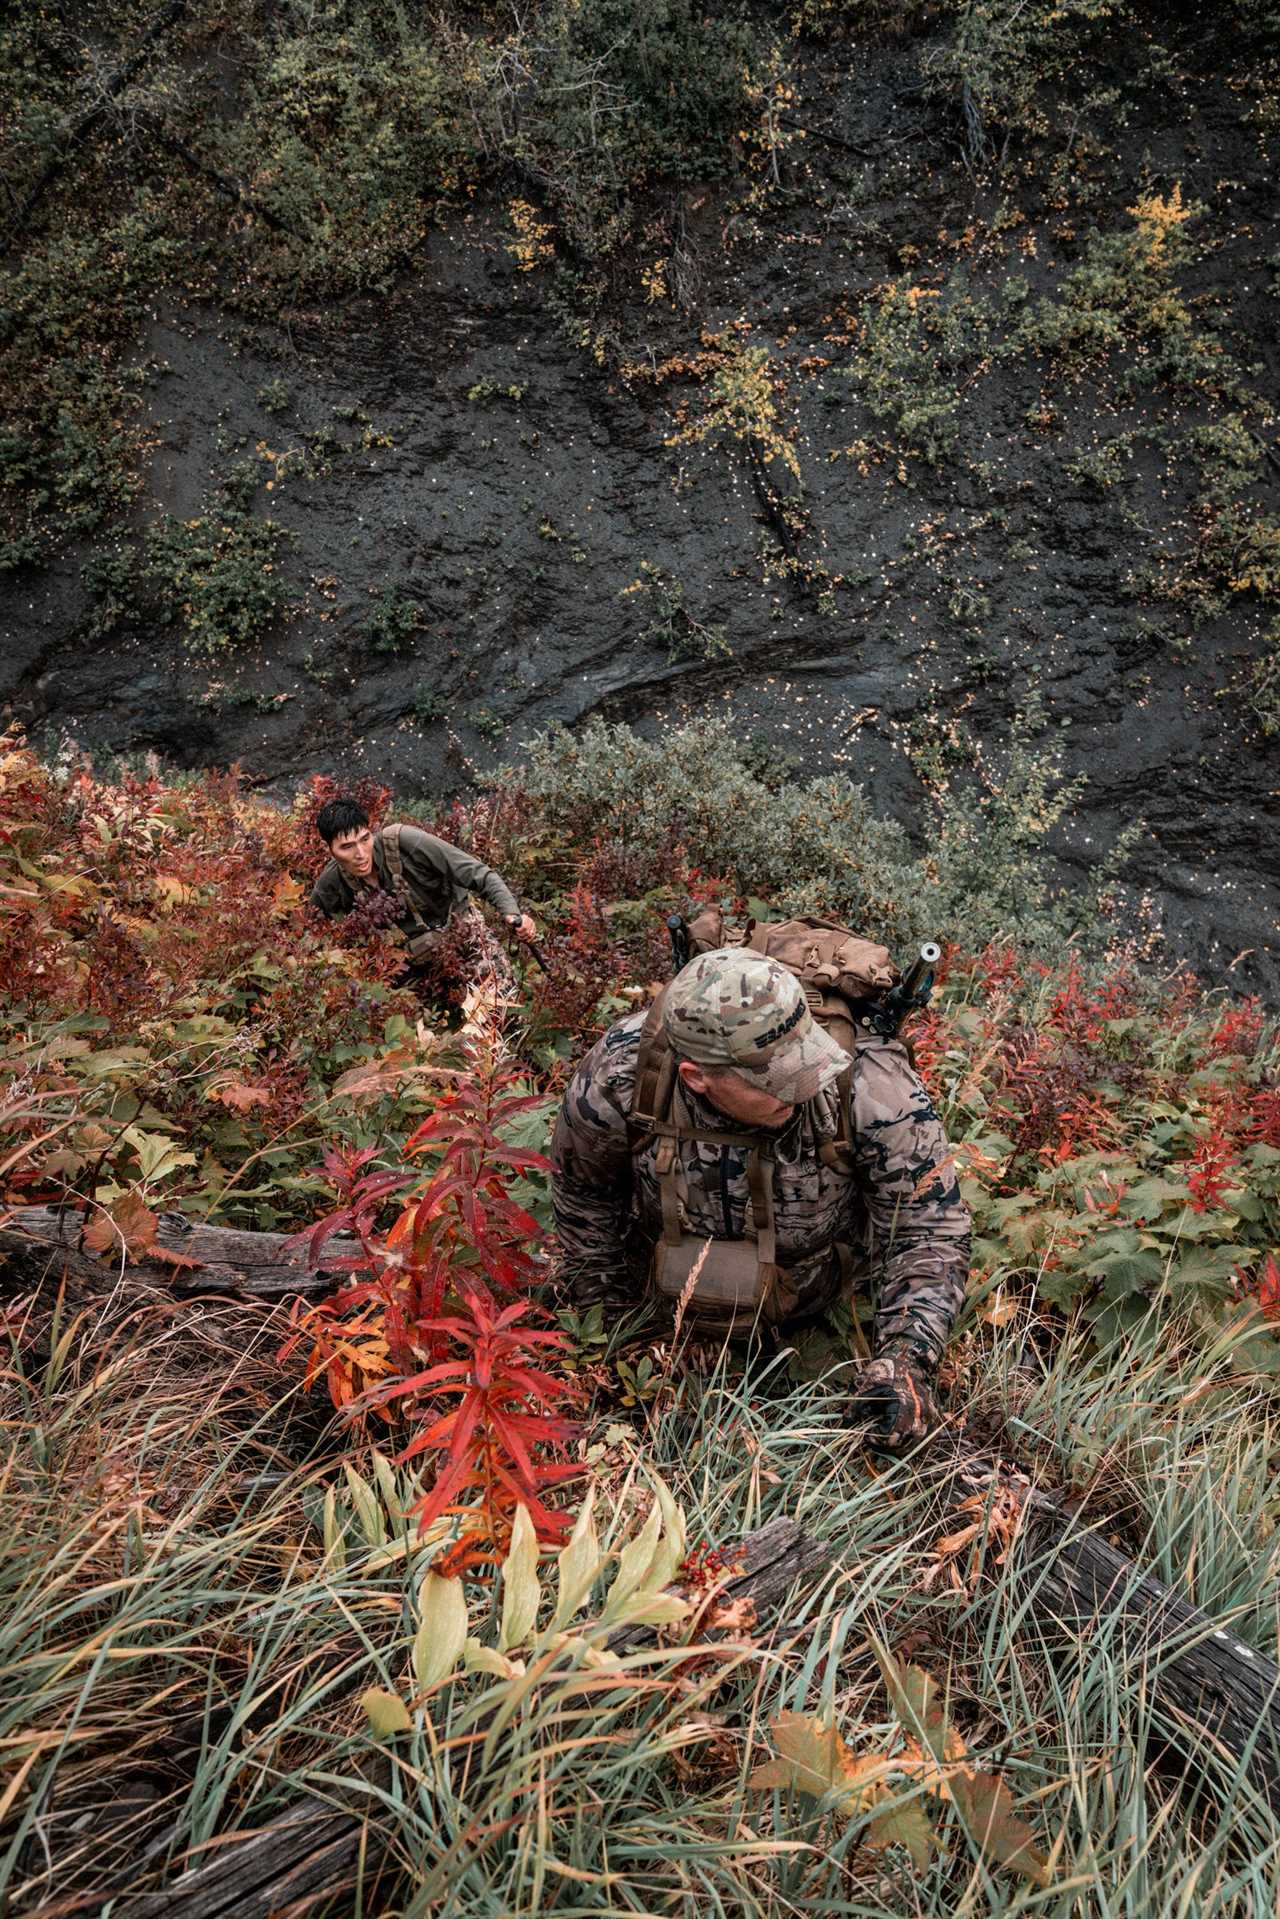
[849,1343,940,1451]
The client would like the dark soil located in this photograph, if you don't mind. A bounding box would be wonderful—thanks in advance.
[3,19,1277,990]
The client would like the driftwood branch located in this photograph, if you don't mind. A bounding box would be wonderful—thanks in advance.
[1,1204,353,1301]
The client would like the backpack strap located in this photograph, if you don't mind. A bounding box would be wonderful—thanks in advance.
[818,1064,855,1172]
[629,991,675,1150]
[378,823,437,955]
[381,822,405,890]
[746,1144,777,1268]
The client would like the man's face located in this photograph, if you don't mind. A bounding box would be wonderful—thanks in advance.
[330,825,375,879]
[677,1060,795,1129]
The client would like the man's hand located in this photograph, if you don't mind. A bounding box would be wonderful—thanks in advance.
[849,1343,939,1451]
[506,912,537,943]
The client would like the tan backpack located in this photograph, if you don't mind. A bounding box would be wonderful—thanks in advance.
[685,908,898,1052]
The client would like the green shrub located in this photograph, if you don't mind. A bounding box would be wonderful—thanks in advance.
[1250,616,1280,735]
[85,467,292,657]
[205,0,765,290]
[1017,186,1238,399]
[843,280,995,465]
[365,587,422,654]
[500,713,1121,955]
[145,482,292,659]
[1149,418,1280,623]
[207,5,465,296]
[619,561,731,663]
[925,0,1118,157]
[0,207,184,559]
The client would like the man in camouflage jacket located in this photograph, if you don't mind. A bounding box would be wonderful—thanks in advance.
[551,947,970,1448]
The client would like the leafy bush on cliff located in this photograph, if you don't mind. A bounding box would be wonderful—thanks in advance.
[489,714,1129,956]
[202,0,763,291]
[0,206,183,567]
[87,465,294,657]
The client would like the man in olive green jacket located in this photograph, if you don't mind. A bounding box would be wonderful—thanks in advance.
[309,797,535,976]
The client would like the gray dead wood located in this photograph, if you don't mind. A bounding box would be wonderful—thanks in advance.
[934,1440,1280,1804]
[117,1806,367,1919]
[1019,1507,1280,1808]
[756,1439,1280,1815]
[0,1204,355,1301]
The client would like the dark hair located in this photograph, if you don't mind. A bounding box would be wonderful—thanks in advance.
[315,797,370,846]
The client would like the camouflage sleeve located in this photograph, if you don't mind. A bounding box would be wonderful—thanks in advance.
[848,1038,970,1370]
[550,1016,645,1309]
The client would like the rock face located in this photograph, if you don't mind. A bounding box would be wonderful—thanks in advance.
[2,29,1277,992]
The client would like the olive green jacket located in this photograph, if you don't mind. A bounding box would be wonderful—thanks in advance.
[309,824,520,935]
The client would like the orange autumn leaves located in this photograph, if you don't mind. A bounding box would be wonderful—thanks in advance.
[750,1645,1050,1887]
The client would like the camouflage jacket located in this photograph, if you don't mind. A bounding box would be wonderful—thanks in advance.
[550,1011,970,1366]
[309,824,519,935]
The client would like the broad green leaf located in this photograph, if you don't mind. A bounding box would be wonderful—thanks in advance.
[322,1486,346,1571]
[344,1464,386,1548]
[1095,1251,1164,1301]
[599,1496,663,1625]
[371,1450,403,1528]
[465,1638,524,1679]
[1037,1266,1089,1310]
[606,1592,690,1631]
[643,1475,687,1594]
[499,1503,541,1651]
[1120,1175,1186,1220]
[551,1482,600,1631]
[414,1571,469,1692]
[361,1687,411,1738]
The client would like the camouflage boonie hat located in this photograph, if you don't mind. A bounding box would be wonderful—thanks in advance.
[662,947,848,1105]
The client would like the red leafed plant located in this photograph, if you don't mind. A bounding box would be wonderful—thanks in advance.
[280,1041,581,1566]
[1186,1103,1241,1213]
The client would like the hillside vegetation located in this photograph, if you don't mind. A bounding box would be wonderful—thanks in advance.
[3,0,1280,1908]
[3,728,1280,1912]
[2,0,1280,983]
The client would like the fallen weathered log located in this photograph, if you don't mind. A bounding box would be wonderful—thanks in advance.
[776,1438,1280,1815]
[119,1805,369,1919]
[1,1204,354,1301]
[1021,1505,1280,1806]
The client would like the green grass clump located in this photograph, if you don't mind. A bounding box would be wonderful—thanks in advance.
[5,1293,1279,1914]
